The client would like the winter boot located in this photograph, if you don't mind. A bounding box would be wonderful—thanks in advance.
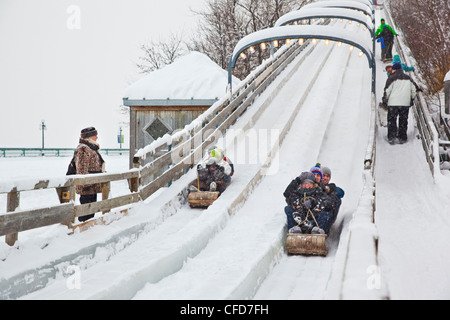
[289,226,303,234]
[312,226,325,234]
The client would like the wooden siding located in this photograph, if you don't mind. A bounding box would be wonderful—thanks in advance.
[128,106,211,168]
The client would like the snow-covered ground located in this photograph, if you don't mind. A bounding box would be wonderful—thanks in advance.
[1,6,450,301]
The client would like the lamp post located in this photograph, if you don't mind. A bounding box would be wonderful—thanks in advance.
[40,120,47,155]
[118,127,124,149]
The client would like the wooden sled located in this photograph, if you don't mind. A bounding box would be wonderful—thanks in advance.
[188,191,220,208]
[286,233,328,256]
[378,102,388,127]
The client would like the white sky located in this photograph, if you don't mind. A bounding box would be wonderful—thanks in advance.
[0,0,205,149]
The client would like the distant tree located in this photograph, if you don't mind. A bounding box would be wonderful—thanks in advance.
[389,0,450,94]
[137,32,187,73]
[189,0,313,80]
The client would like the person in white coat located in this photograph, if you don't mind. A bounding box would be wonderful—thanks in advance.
[382,62,417,144]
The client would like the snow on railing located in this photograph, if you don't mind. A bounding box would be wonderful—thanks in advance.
[132,41,306,191]
[329,92,388,300]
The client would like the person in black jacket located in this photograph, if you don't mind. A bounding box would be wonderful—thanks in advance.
[284,171,334,235]
[321,167,345,224]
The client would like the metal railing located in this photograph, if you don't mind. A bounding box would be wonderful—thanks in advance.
[0,148,129,158]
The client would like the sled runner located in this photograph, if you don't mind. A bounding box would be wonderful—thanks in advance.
[286,234,328,256]
[188,190,220,208]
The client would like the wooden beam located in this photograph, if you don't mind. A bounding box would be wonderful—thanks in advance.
[0,203,74,237]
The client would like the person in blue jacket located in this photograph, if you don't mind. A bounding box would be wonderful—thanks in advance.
[377,37,386,61]
[392,55,415,72]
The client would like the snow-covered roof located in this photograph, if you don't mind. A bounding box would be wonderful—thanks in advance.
[123,51,239,103]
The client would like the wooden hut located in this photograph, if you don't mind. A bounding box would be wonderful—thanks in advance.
[123,52,239,168]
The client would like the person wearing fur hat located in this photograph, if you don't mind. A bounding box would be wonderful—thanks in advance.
[382,63,417,144]
[283,171,334,235]
[75,127,105,222]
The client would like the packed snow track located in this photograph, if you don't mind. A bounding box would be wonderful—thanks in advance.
[17,21,372,300]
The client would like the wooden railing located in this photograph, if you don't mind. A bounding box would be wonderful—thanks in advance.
[0,170,140,246]
[1,40,311,246]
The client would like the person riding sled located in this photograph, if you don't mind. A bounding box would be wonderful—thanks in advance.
[284,171,334,235]
[190,146,233,195]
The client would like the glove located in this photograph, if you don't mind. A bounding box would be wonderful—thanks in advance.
[303,199,312,209]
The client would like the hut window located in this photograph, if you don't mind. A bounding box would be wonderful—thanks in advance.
[144,116,173,141]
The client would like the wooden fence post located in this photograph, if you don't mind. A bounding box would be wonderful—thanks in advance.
[101,182,111,214]
[56,186,76,227]
[5,188,20,246]
[128,157,141,193]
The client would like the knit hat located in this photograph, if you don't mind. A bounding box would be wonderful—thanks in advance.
[310,163,323,179]
[81,127,98,139]
[210,148,223,160]
[392,55,401,64]
[322,166,331,177]
[298,171,316,184]
[392,63,402,70]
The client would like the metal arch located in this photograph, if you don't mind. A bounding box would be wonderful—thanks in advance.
[351,0,375,9]
[274,8,375,37]
[302,1,374,18]
[228,25,375,93]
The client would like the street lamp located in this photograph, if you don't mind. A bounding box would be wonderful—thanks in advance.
[39,120,47,154]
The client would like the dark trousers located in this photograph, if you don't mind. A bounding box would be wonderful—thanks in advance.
[285,206,297,229]
[388,106,410,141]
[78,194,97,222]
[384,41,393,60]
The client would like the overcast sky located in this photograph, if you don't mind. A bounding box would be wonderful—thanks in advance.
[0,0,205,149]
